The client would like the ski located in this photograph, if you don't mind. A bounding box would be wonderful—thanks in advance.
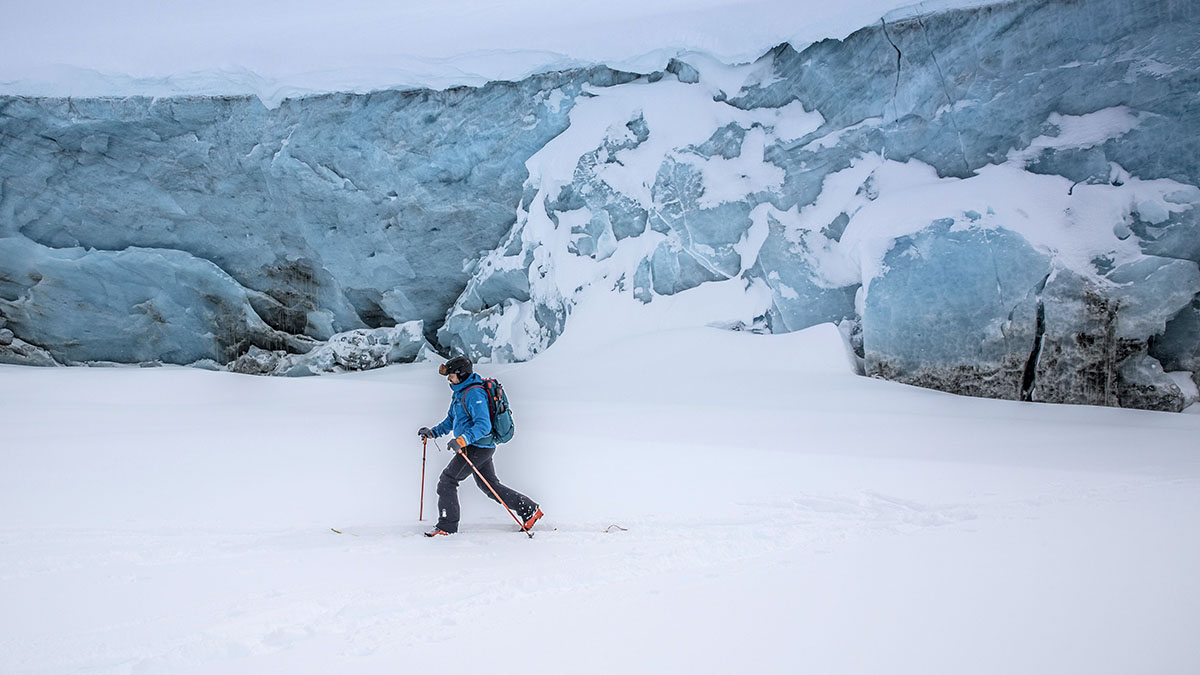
[332,524,624,536]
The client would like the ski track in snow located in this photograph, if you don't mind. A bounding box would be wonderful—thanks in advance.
[3,474,1196,672]
[0,492,1025,665]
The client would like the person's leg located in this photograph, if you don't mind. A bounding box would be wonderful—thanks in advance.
[469,448,539,521]
[434,453,474,533]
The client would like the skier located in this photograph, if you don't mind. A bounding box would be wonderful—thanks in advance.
[418,356,543,537]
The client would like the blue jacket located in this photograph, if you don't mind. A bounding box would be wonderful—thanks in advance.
[432,373,495,448]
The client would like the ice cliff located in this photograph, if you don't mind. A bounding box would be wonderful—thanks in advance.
[2,0,1198,411]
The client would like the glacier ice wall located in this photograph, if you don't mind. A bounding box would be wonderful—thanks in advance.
[2,0,1199,410]
[0,68,634,365]
[439,0,1200,411]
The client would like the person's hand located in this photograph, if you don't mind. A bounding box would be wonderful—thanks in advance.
[418,427,435,440]
[447,436,466,452]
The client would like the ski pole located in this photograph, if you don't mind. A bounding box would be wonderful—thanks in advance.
[419,437,427,521]
[450,441,534,539]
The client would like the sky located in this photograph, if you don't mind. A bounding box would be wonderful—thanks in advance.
[0,0,992,100]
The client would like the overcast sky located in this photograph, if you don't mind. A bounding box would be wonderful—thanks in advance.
[0,0,987,98]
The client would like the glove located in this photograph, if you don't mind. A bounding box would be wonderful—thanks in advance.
[447,436,467,452]
[418,427,435,440]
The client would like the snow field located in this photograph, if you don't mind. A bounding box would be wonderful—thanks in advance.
[3,309,1199,673]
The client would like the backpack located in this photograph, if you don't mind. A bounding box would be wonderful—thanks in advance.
[462,378,515,444]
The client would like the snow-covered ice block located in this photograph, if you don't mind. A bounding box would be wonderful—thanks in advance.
[229,321,432,376]
[0,236,299,365]
[863,220,1050,400]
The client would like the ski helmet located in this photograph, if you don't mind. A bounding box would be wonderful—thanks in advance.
[439,356,473,379]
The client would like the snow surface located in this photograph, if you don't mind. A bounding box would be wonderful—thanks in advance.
[2,0,994,106]
[3,0,1199,670]
[3,288,1199,673]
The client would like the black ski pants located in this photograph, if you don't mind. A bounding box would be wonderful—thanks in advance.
[436,445,537,533]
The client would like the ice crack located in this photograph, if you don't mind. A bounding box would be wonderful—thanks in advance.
[880,19,903,104]
[917,16,971,177]
[1020,274,1051,402]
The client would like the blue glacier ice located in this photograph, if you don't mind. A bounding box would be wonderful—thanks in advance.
[0,236,307,364]
[1153,298,1200,380]
[2,0,1199,411]
[749,210,858,334]
[441,0,1200,411]
[1,69,616,353]
[863,220,1051,400]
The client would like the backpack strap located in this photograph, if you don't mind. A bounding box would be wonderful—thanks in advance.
[460,383,496,445]
[461,384,486,419]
